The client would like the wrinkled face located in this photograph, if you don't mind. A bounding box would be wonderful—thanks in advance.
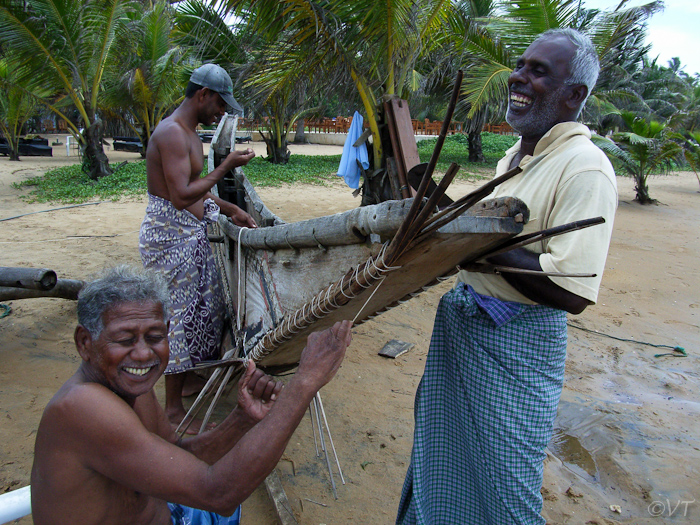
[506,35,577,140]
[79,301,168,400]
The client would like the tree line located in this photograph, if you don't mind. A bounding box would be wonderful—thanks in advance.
[0,0,698,204]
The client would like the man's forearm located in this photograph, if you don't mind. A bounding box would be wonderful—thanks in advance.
[169,174,223,210]
[179,408,256,465]
[487,249,589,314]
[198,374,319,515]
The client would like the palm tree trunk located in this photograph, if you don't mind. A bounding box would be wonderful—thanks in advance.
[468,130,484,162]
[634,167,655,204]
[293,118,306,144]
[7,134,20,161]
[634,178,655,204]
[82,118,113,180]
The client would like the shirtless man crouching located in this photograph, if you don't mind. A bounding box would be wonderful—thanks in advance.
[31,265,352,524]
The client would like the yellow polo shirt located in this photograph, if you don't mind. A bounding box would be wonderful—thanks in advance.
[456,122,618,305]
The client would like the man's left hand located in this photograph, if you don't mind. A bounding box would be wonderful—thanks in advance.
[219,201,257,228]
[237,361,283,422]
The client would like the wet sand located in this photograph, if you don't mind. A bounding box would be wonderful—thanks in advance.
[1,138,698,524]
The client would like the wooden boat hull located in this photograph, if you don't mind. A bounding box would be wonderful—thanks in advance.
[208,115,527,371]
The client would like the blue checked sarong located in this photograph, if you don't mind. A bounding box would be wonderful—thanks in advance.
[168,502,240,525]
[397,283,567,525]
[139,193,226,374]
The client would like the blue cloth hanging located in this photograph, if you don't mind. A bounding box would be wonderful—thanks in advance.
[337,111,369,189]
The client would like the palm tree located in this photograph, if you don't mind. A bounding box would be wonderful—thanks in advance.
[102,1,188,157]
[0,53,42,161]
[221,0,457,167]
[0,0,134,179]
[174,0,328,164]
[593,111,682,204]
[458,0,663,122]
[677,130,700,192]
[437,0,503,162]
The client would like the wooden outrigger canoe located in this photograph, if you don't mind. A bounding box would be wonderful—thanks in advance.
[204,113,529,373]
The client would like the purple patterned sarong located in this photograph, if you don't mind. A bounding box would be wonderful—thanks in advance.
[139,193,226,374]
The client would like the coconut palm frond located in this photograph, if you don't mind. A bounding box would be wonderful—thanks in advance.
[463,62,511,118]
[591,134,634,168]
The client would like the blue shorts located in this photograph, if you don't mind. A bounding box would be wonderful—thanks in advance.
[168,502,241,525]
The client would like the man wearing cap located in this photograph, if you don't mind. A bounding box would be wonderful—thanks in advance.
[139,63,256,431]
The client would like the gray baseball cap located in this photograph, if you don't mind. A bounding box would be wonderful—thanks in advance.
[190,64,243,115]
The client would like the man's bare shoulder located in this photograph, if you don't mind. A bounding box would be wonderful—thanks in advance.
[150,116,191,150]
[40,379,139,437]
[33,380,172,525]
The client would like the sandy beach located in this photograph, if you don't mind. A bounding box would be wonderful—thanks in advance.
[1,137,698,524]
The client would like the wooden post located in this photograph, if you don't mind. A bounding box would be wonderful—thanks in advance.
[264,469,298,525]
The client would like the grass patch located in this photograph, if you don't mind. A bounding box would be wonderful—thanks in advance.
[417,132,518,180]
[244,154,341,186]
[13,161,149,203]
[13,155,343,204]
[13,133,518,204]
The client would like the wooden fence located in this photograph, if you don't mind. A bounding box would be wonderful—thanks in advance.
[237,117,515,136]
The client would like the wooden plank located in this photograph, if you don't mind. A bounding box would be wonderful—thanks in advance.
[384,99,410,199]
[388,98,421,176]
[264,469,298,525]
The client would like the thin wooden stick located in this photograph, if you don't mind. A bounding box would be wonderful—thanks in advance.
[416,166,523,241]
[309,406,320,456]
[314,395,338,499]
[477,217,605,260]
[199,364,238,434]
[316,392,345,485]
[465,264,596,278]
[385,71,463,262]
[191,357,247,371]
[177,348,240,434]
[176,362,226,435]
[392,162,461,259]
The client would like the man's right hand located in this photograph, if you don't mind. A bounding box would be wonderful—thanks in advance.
[297,321,352,390]
[222,148,255,172]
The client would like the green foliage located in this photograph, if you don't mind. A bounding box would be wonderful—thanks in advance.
[592,111,683,204]
[13,162,149,203]
[12,133,521,204]
[417,132,518,173]
[13,155,343,204]
[243,155,341,186]
[0,0,135,179]
[101,1,187,147]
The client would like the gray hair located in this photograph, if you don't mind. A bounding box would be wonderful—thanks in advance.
[77,265,170,338]
[533,28,600,108]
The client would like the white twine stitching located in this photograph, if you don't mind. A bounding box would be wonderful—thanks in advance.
[247,242,402,362]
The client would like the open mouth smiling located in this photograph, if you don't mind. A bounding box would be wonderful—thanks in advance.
[122,365,157,377]
[510,92,532,108]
